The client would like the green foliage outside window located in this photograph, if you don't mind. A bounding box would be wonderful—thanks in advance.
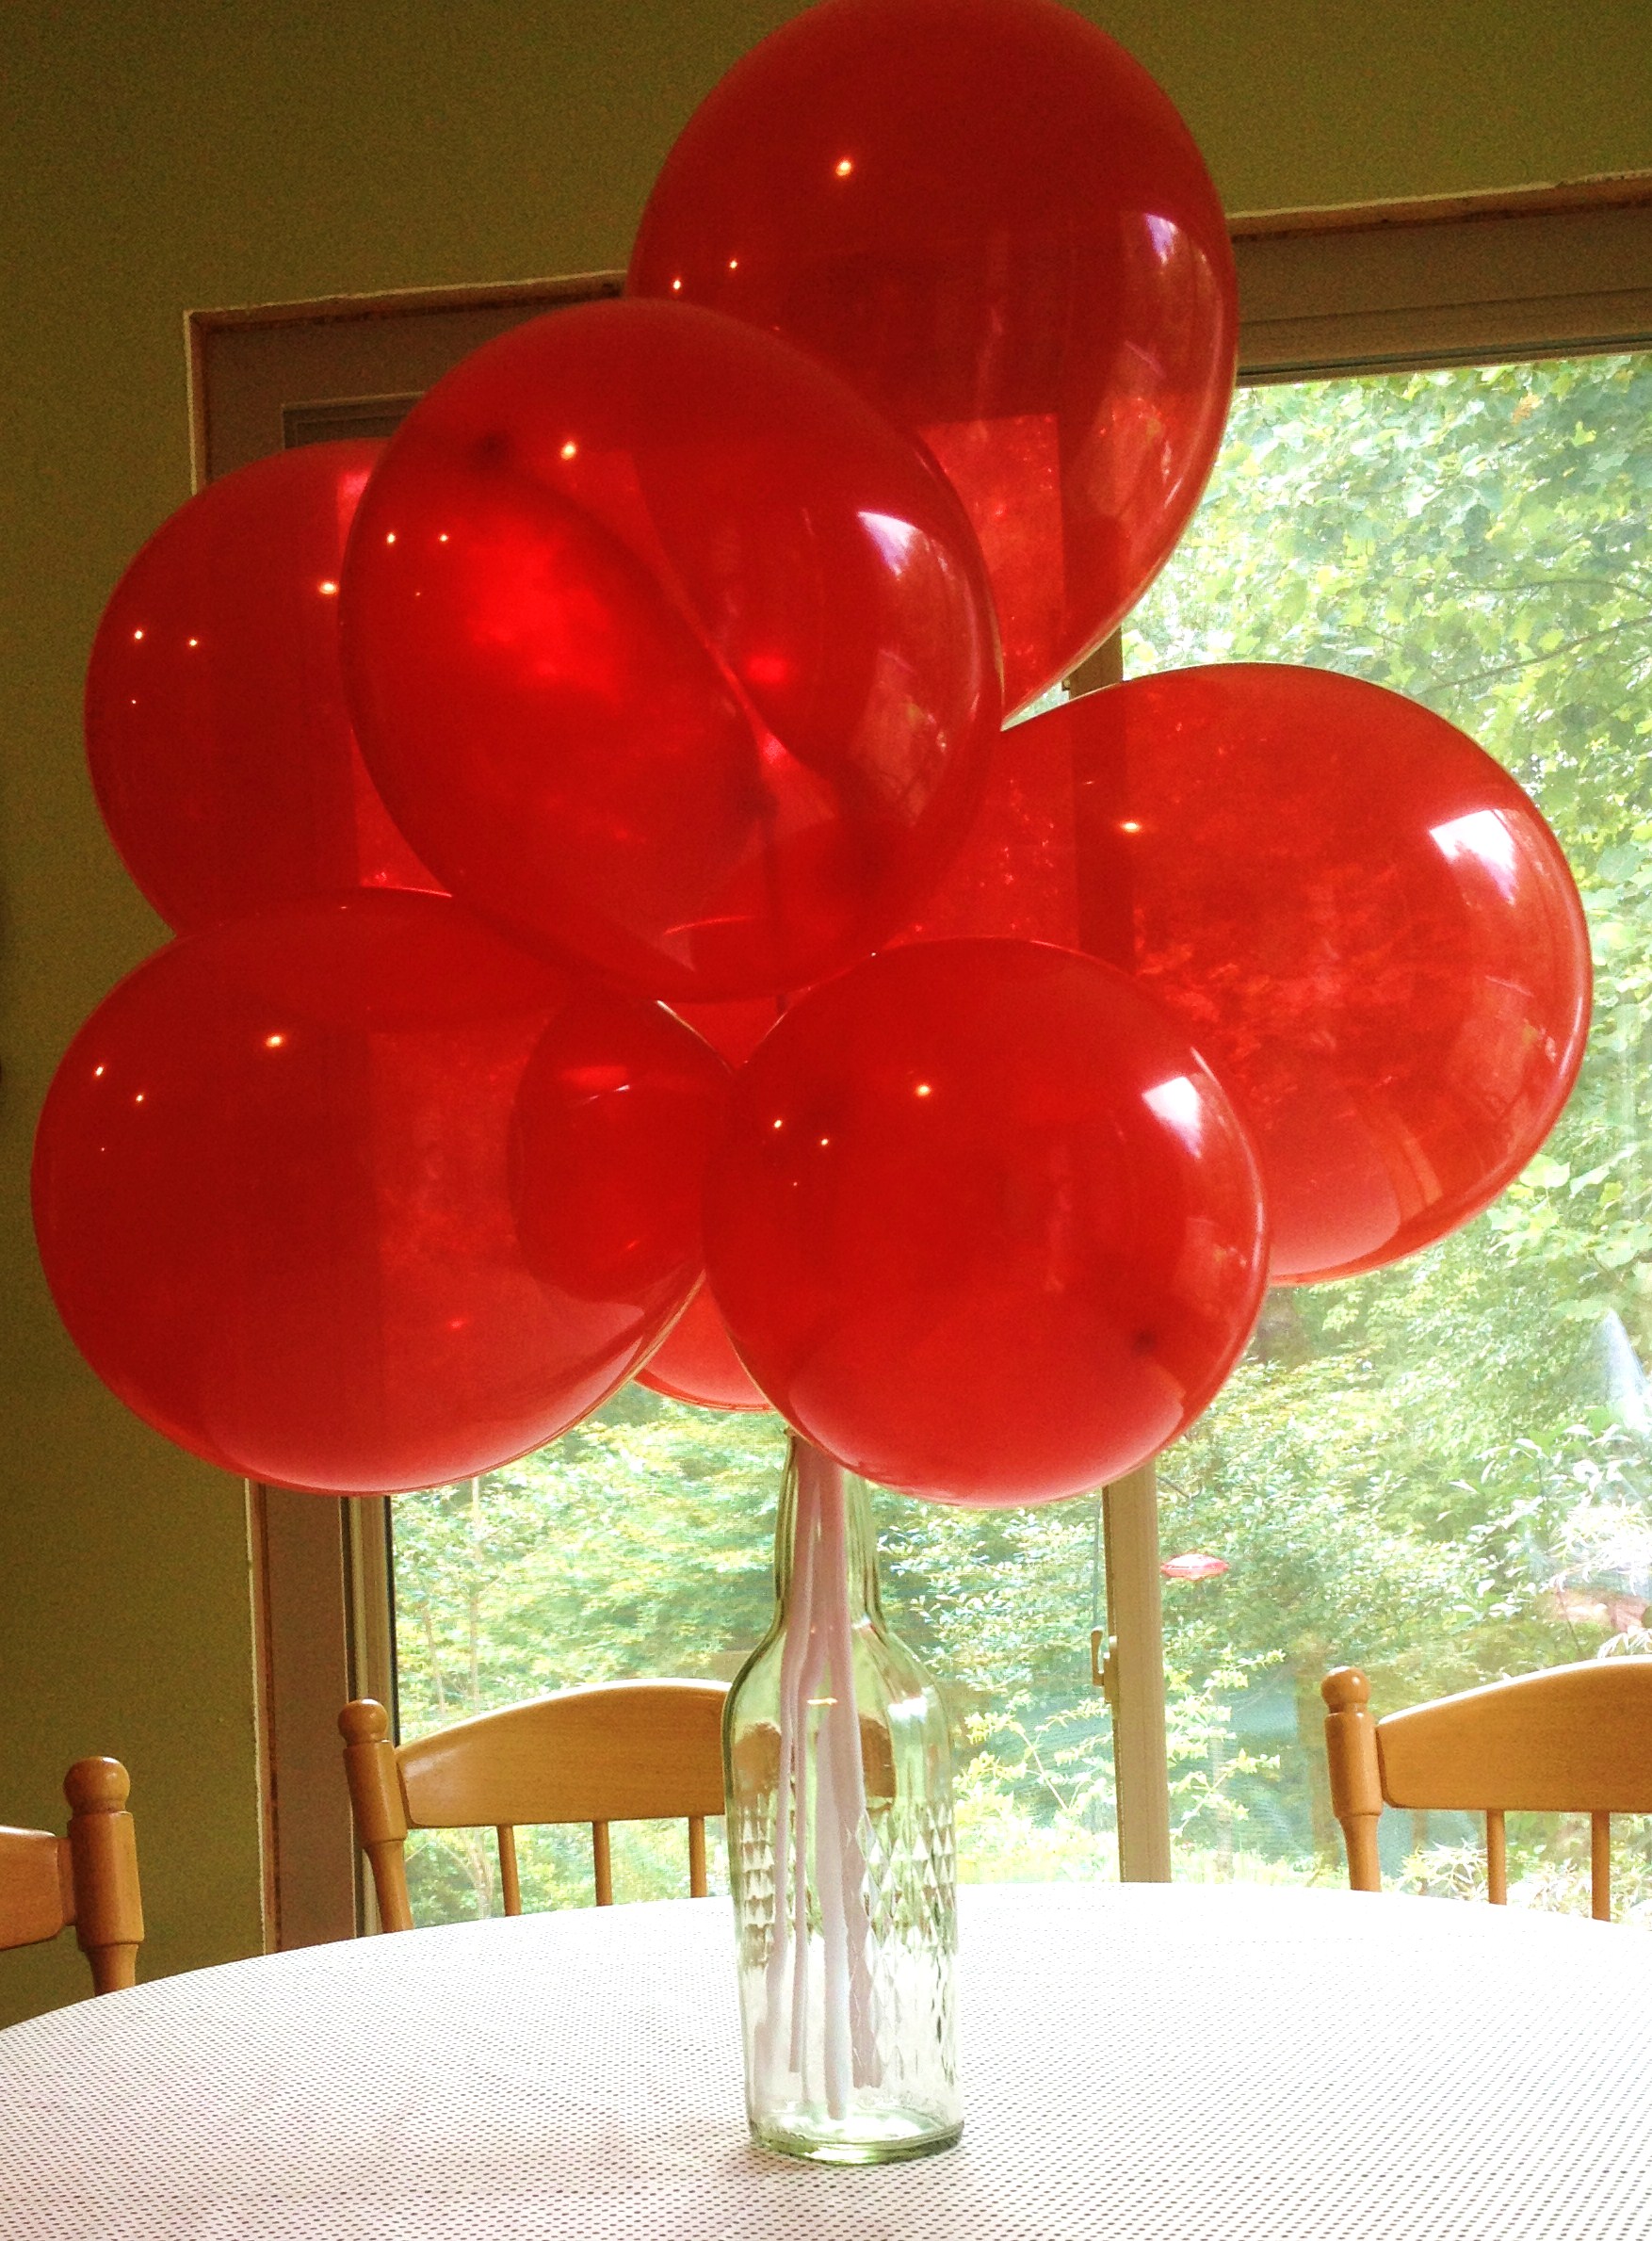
[395,352,1652,1927]
[1137,352,1652,1905]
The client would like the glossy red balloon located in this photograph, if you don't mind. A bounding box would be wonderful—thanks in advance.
[33,893,729,1494]
[340,299,1001,1002]
[705,940,1268,1503]
[904,666,1593,1281]
[508,985,730,1306]
[640,997,780,1406]
[85,443,440,929]
[629,0,1236,716]
[895,697,1082,950]
[672,995,785,1068]
[639,1284,771,1412]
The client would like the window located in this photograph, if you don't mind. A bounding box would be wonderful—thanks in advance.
[393,1406,1125,1917]
[203,178,1652,1944]
[393,345,1652,1925]
[1132,349,1652,1908]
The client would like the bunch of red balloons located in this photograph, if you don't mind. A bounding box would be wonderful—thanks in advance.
[36,0,1591,1507]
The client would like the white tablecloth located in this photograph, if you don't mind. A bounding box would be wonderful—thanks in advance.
[4,1881,1651,2239]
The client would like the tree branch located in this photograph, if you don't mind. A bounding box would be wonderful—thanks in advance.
[1438,617,1652,690]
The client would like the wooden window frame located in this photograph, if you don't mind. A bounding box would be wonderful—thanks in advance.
[195,172,1652,1947]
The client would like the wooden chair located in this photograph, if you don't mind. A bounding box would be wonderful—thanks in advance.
[0,1758,144,1993]
[1322,1660,1652,1921]
[340,1681,728,1933]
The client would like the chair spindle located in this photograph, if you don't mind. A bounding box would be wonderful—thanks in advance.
[1592,1812,1612,1922]
[1485,1810,1507,1905]
[688,1815,707,1898]
[592,1821,613,1906]
[497,1826,522,1916]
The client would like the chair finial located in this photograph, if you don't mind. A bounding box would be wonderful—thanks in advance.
[1322,1666,1370,1714]
[339,1698,391,1746]
[64,1757,130,1814]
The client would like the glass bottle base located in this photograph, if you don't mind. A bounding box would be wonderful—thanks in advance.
[750,2106,964,2165]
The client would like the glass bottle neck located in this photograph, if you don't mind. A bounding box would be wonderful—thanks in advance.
[773,1433,883,1625]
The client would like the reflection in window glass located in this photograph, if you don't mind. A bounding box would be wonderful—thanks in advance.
[1129,353,1652,1911]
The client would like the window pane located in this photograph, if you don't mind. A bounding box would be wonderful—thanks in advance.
[392,1390,1118,1922]
[1126,354,1652,1912]
[391,353,1652,1926]
[391,1393,784,1920]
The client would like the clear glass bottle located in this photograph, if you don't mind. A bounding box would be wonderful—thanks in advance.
[724,1434,961,2163]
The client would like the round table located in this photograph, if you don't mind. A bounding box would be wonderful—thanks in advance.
[4,1881,1652,2238]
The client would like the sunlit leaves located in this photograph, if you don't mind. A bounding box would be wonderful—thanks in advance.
[1128,350,1652,1876]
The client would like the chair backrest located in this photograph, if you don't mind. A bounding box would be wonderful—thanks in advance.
[0,1758,144,1993]
[339,1681,728,1933]
[1322,1660,1652,1919]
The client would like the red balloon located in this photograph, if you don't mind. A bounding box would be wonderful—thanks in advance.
[640,996,779,1407]
[895,696,1082,950]
[629,0,1236,716]
[33,893,729,1494]
[508,986,729,1306]
[85,443,440,930]
[672,994,784,1068]
[705,939,1267,1504]
[340,299,1000,1001]
[639,1284,771,1412]
[903,666,1593,1282]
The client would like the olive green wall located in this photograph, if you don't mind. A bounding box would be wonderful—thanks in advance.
[4,0,1650,2026]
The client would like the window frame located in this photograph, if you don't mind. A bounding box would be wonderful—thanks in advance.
[194,173,1652,1948]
